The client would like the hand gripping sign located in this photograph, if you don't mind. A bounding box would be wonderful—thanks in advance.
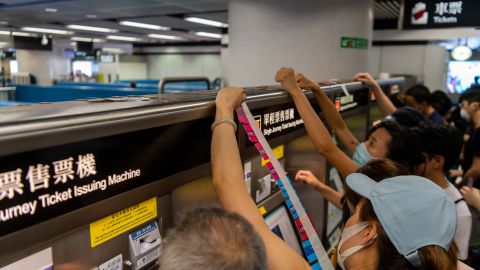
[236,102,334,270]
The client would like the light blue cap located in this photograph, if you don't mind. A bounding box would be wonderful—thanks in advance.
[346,173,456,268]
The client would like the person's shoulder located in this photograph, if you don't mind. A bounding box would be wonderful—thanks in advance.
[428,111,444,125]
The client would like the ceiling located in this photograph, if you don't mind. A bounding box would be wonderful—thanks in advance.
[0,0,229,44]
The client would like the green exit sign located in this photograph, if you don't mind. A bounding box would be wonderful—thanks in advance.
[341,37,369,49]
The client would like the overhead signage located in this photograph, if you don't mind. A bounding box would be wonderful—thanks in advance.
[340,37,368,49]
[403,1,480,29]
[0,118,212,237]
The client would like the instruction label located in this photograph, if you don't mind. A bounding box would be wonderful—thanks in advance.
[262,145,284,166]
[90,197,157,248]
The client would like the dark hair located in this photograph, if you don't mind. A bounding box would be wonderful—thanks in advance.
[388,107,426,128]
[160,208,268,270]
[405,84,431,104]
[431,91,452,117]
[367,121,424,172]
[461,87,480,103]
[344,160,458,270]
[415,125,462,173]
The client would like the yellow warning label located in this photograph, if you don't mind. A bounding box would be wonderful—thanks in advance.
[258,206,267,216]
[262,145,285,166]
[90,197,157,248]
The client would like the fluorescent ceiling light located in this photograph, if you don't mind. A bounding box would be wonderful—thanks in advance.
[86,14,97,19]
[148,33,181,40]
[71,36,104,42]
[0,31,10,35]
[120,21,170,31]
[195,32,222,39]
[22,27,72,35]
[102,47,125,54]
[45,8,57,12]
[106,35,141,42]
[67,24,117,33]
[12,31,37,37]
[185,17,228,28]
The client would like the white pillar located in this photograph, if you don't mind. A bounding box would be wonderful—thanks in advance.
[226,0,374,86]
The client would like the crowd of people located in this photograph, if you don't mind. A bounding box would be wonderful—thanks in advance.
[158,67,480,270]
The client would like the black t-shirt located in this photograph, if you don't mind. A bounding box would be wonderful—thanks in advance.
[463,127,480,175]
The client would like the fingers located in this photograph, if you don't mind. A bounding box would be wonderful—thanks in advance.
[460,186,471,195]
[216,87,246,109]
[275,67,295,82]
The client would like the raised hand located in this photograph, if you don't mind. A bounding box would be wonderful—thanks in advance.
[275,67,301,95]
[460,186,480,211]
[295,170,324,187]
[354,72,376,86]
[215,87,247,111]
[296,73,321,91]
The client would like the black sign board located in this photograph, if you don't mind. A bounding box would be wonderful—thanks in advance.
[0,118,213,237]
[403,0,480,29]
[247,103,305,146]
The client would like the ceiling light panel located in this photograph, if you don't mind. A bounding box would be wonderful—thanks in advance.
[106,35,141,42]
[148,34,181,40]
[120,21,170,31]
[22,27,72,35]
[185,17,228,28]
[71,37,104,42]
[67,24,118,33]
[195,32,222,39]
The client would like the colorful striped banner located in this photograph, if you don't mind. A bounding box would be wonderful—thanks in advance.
[237,103,334,270]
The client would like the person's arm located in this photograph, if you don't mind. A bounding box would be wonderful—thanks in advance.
[275,67,359,178]
[295,170,343,208]
[460,187,480,213]
[462,157,480,187]
[211,87,311,270]
[354,72,396,116]
[296,73,358,154]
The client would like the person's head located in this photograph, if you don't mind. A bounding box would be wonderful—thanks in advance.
[354,121,423,172]
[404,85,432,115]
[160,208,267,270]
[385,107,426,128]
[431,90,452,119]
[459,87,480,123]
[414,125,462,178]
[341,160,458,270]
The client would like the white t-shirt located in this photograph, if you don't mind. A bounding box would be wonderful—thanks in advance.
[445,182,472,260]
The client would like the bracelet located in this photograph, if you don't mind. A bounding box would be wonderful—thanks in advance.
[211,117,237,132]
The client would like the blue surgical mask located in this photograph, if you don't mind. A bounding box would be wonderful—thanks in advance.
[352,143,375,166]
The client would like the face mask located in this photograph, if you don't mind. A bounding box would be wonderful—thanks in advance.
[337,222,376,270]
[352,143,375,166]
[460,107,471,122]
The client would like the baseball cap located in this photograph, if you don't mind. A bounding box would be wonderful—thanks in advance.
[345,173,456,268]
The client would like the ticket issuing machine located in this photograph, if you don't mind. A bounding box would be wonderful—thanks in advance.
[0,78,403,269]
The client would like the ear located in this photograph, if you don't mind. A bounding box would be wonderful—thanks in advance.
[472,102,480,111]
[432,155,445,170]
[362,222,378,245]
